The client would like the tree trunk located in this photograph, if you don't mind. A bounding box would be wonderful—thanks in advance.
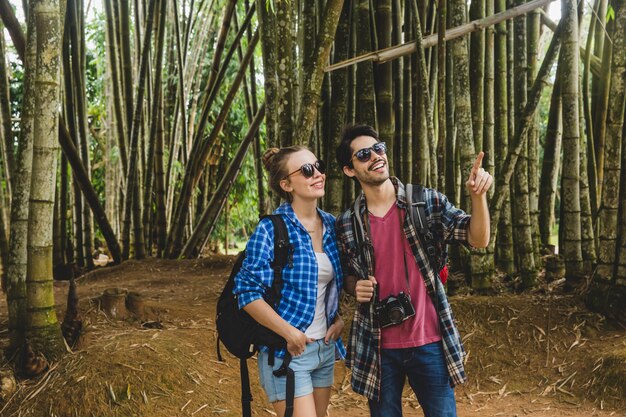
[402,0,413,181]
[121,0,156,260]
[559,0,583,278]
[587,0,626,323]
[58,124,123,264]
[25,0,65,359]
[582,0,600,217]
[469,0,485,154]
[103,0,128,173]
[240,0,264,216]
[436,0,446,190]
[410,0,437,188]
[165,30,259,258]
[327,0,351,214]
[511,0,536,287]
[579,89,595,272]
[489,10,562,266]
[449,0,475,211]
[526,5,541,266]
[155,93,166,257]
[142,0,168,255]
[538,76,562,247]
[119,0,134,134]
[257,0,278,147]
[276,1,294,147]
[374,0,394,169]
[0,23,14,193]
[68,0,94,268]
[6,6,37,353]
[355,0,377,127]
[293,0,344,145]
[391,0,402,181]
[494,0,513,273]
[592,12,612,207]
[596,1,625,281]
[181,103,265,258]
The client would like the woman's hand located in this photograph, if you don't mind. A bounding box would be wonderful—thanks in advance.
[285,326,313,357]
[324,315,344,345]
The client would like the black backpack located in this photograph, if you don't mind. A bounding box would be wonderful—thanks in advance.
[216,214,296,417]
[405,184,448,276]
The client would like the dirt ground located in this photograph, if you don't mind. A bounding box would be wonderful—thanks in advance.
[0,256,625,417]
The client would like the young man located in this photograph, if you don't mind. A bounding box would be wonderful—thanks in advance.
[335,125,492,417]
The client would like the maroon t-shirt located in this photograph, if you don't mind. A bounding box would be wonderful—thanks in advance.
[369,203,442,349]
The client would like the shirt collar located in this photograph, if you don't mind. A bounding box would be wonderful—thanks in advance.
[275,202,334,235]
[355,177,408,215]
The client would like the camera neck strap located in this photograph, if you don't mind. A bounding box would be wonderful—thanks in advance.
[398,207,411,296]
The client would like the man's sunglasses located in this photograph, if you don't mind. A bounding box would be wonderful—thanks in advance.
[283,160,326,179]
[351,142,387,163]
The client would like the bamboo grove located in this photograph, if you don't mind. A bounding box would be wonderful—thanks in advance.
[0,0,625,358]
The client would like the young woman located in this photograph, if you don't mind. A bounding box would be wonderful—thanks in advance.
[233,146,345,417]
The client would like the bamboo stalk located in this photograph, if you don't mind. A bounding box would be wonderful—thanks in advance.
[325,0,556,72]
[489,19,562,238]
[180,103,265,258]
[58,123,122,264]
[539,10,602,78]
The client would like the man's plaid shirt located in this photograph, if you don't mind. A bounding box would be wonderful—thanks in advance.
[335,177,470,401]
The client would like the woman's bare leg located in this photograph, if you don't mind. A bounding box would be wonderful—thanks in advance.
[272,393,318,417]
[313,387,331,417]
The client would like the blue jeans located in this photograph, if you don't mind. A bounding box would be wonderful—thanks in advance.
[368,342,457,417]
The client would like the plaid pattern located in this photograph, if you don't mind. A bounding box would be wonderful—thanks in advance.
[234,203,346,359]
[336,178,470,401]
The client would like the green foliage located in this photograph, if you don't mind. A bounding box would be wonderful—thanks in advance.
[85,11,109,221]
[210,101,266,251]
[9,61,23,135]
[607,5,615,23]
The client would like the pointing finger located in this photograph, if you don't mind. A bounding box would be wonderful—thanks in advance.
[472,152,485,174]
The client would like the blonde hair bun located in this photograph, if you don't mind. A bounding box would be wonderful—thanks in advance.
[262,147,280,171]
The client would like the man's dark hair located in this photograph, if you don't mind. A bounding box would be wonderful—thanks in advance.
[335,124,380,169]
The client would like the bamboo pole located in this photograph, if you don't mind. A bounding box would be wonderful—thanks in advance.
[489,19,563,238]
[539,10,602,78]
[325,0,556,72]
[180,103,265,259]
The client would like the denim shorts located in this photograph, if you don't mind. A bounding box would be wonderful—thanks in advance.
[257,339,335,403]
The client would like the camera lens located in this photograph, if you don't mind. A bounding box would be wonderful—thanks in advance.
[388,306,404,323]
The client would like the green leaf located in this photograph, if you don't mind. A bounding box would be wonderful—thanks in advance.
[607,5,615,23]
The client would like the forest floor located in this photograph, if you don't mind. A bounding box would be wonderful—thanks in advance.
[0,256,625,417]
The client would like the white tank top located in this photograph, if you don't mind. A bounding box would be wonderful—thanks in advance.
[305,251,335,339]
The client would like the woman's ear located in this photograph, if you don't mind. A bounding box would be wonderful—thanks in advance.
[280,178,293,193]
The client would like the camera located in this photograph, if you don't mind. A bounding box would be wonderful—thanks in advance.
[374,292,416,328]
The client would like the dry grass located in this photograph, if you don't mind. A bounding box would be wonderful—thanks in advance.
[0,258,624,417]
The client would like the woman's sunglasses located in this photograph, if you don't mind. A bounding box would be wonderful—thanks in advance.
[283,160,326,179]
[351,142,387,163]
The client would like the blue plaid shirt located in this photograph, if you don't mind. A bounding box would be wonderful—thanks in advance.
[234,203,346,359]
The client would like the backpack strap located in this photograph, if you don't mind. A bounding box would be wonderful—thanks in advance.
[240,359,253,417]
[406,184,438,269]
[262,215,295,417]
[273,353,295,417]
[263,214,293,309]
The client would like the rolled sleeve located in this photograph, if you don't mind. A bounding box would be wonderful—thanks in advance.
[335,214,359,278]
[433,189,471,245]
[233,218,275,309]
